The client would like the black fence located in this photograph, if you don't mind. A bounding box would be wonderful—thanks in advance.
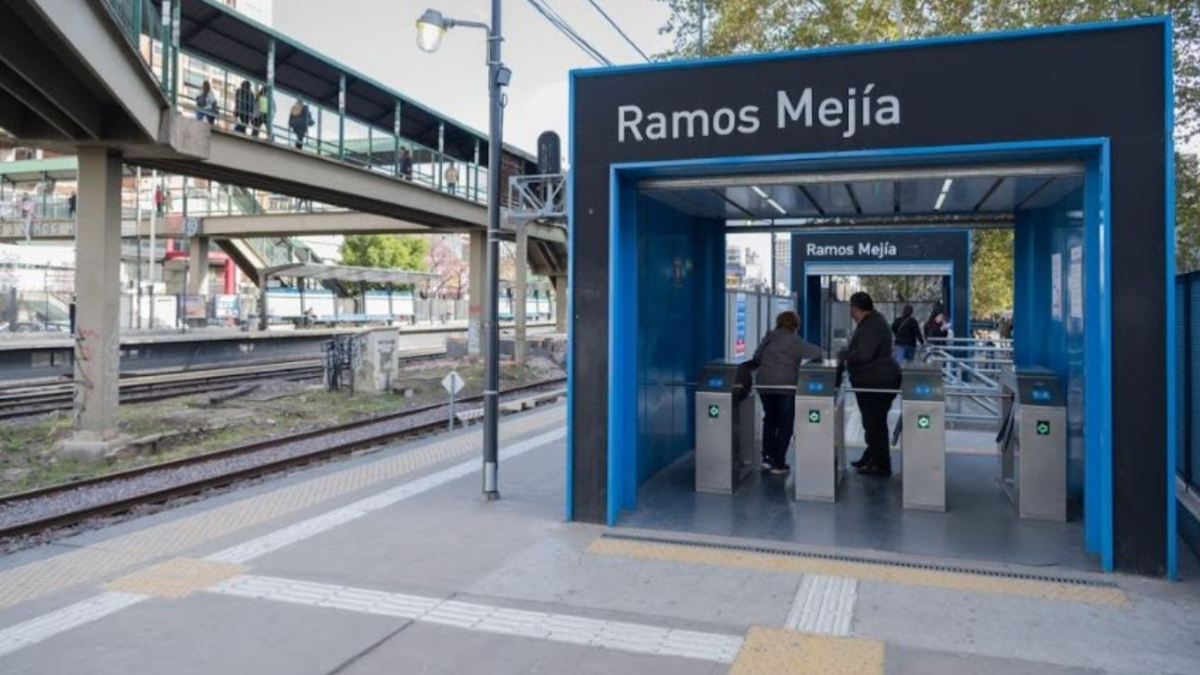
[1178,271,1200,490]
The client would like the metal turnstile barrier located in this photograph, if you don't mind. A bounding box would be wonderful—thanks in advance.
[695,362,756,494]
[793,362,845,502]
[998,368,1067,521]
[901,364,946,511]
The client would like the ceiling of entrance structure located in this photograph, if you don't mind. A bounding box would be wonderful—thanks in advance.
[639,162,1085,222]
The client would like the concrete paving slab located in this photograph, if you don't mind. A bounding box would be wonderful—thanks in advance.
[854,579,1200,675]
[336,618,728,675]
[0,592,404,675]
[471,534,798,631]
[884,644,1107,675]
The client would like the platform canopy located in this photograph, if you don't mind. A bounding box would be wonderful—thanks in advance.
[263,262,436,286]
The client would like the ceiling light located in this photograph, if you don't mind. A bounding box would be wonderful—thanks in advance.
[751,185,769,199]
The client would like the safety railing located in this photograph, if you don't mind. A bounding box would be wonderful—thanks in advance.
[172,52,491,207]
[922,337,1014,422]
[101,0,170,95]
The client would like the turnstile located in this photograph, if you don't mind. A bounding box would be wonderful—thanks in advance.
[901,364,946,511]
[998,368,1067,521]
[695,362,756,494]
[793,362,845,502]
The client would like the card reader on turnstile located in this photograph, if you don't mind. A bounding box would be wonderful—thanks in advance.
[793,362,844,502]
[901,364,946,511]
[998,368,1067,521]
[694,362,756,494]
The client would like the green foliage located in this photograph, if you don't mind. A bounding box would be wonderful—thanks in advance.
[971,229,1015,315]
[1178,151,1200,273]
[340,234,430,272]
[658,0,1200,275]
[658,0,1197,139]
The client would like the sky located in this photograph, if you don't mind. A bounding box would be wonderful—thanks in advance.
[274,0,675,156]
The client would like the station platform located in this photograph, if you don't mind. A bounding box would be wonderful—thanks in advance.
[0,404,1196,674]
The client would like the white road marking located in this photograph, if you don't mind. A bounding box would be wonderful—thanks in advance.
[210,574,744,663]
[0,591,145,658]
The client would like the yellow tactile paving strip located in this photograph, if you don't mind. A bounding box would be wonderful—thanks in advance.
[731,627,884,675]
[103,558,247,598]
[587,538,1129,606]
[0,408,563,611]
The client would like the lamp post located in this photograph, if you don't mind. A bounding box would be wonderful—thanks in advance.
[417,5,510,501]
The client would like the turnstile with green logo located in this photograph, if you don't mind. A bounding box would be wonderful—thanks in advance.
[901,364,946,511]
[694,362,756,494]
[998,368,1067,521]
[793,362,845,502]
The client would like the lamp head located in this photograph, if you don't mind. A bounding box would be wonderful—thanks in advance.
[416,9,448,53]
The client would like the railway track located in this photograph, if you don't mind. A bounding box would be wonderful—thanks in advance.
[0,350,445,420]
[0,378,566,542]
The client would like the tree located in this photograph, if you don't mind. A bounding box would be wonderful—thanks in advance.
[340,234,429,272]
[657,0,1200,274]
[971,229,1015,316]
[658,1,1197,140]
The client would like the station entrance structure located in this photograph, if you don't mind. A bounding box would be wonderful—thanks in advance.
[568,20,1175,577]
[790,229,971,352]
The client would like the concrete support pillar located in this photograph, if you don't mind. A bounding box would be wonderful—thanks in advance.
[553,274,567,333]
[467,229,485,356]
[188,236,210,295]
[514,224,528,365]
[67,148,123,452]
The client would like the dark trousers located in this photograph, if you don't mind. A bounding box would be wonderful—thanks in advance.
[759,392,795,466]
[855,391,896,469]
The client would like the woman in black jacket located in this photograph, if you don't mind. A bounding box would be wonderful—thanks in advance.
[891,304,923,362]
[924,311,949,342]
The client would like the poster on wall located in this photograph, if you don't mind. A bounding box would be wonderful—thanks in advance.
[1051,253,1063,320]
[734,293,747,361]
[1068,246,1083,320]
[183,295,207,320]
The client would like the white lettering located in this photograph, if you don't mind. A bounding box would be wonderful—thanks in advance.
[777,88,812,129]
[876,95,901,125]
[738,105,760,134]
[818,98,842,128]
[712,108,736,135]
[646,112,668,140]
[672,110,710,138]
[618,105,643,143]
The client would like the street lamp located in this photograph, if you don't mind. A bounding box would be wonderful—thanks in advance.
[417,4,509,501]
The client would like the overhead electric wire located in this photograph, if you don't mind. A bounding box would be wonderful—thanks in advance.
[583,0,651,62]
[525,0,613,66]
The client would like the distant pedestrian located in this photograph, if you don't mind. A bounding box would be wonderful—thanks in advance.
[289,100,314,150]
[234,80,255,134]
[195,81,218,125]
[444,163,459,194]
[253,85,270,138]
[891,304,923,362]
[20,193,34,240]
[163,188,173,215]
[400,148,414,181]
[924,311,949,342]
[154,185,164,215]
[68,192,76,220]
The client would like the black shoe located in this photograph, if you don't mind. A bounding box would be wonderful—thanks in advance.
[769,463,791,475]
[761,460,774,472]
[857,463,892,477]
[850,457,869,469]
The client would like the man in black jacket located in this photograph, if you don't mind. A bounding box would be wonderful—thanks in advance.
[840,292,902,476]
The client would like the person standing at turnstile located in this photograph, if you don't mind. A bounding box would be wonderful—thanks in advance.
[839,293,902,477]
[746,311,823,474]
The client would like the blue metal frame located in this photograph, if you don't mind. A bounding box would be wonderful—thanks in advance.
[571,17,1169,79]
[601,139,1116,567]
[1164,15,1178,581]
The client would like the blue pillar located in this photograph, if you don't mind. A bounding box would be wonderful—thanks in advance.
[338,74,346,159]
[266,38,276,142]
[393,101,402,176]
